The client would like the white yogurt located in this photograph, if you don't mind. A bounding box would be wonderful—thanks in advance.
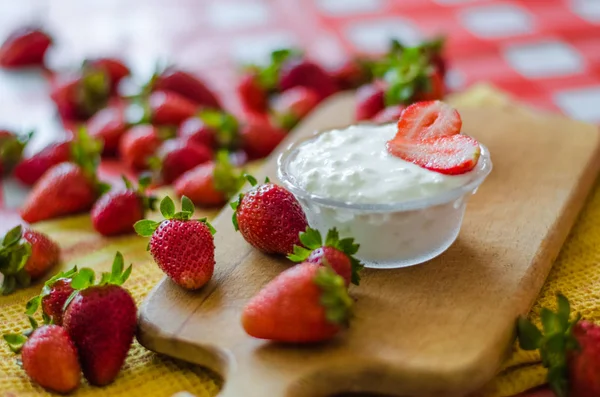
[287,124,471,204]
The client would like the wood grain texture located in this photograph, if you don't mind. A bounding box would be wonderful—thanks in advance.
[138,89,600,397]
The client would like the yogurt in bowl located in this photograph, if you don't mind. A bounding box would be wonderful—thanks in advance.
[277,121,492,269]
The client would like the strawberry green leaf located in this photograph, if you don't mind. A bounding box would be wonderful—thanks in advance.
[540,308,561,335]
[547,366,568,397]
[111,252,124,279]
[213,151,246,199]
[287,245,312,263]
[147,156,162,172]
[3,225,22,247]
[264,176,270,183]
[138,173,152,189]
[314,267,352,326]
[120,264,132,284]
[198,218,217,235]
[0,276,16,295]
[244,174,257,187]
[63,291,79,312]
[160,196,176,219]
[230,193,244,231]
[27,316,38,331]
[517,316,542,350]
[134,220,160,237]
[122,175,134,190]
[299,228,322,250]
[181,196,195,215]
[42,313,52,325]
[3,334,27,353]
[25,296,40,316]
[71,268,95,290]
[556,294,570,329]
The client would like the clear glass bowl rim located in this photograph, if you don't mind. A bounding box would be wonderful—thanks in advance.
[277,129,493,213]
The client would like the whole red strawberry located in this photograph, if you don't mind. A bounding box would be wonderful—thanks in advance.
[26,267,77,325]
[240,115,287,160]
[178,109,240,150]
[518,295,600,397]
[278,59,338,100]
[355,82,386,121]
[84,57,130,93]
[63,252,136,386]
[330,57,373,91]
[21,130,109,223]
[0,27,52,68]
[174,151,246,207]
[50,70,110,121]
[13,141,71,185]
[231,176,308,255]
[135,196,216,290]
[179,116,217,149]
[0,225,61,294]
[119,125,166,170]
[87,104,129,156]
[237,72,269,115]
[150,68,221,109]
[4,322,81,393]
[147,90,198,126]
[289,228,363,286]
[242,262,352,343]
[0,129,31,176]
[272,86,320,131]
[152,138,212,184]
[91,175,157,236]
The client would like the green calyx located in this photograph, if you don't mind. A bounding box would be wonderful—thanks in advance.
[313,266,353,326]
[3,315,40,354]
[62,251,133,311]
[134,196,217,239]
[0,225,32,295]
[122,173,158,214]
[246,48,302,93]
[288,227,364,286]
[70,128,110,196]
[0,130,33,171]
[371,37,446,106]
[198,109,240,149]
[517,294,581,397]
[77,66,110,117]
[25,267,78,324]
[229,174,262,231]
[213,151,247,200]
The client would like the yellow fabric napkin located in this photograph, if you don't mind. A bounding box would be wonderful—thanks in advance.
[1,85,598,396]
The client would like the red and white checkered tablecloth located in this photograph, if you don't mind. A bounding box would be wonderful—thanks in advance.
[0,0,599,220]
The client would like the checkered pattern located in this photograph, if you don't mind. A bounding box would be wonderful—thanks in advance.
[0,0,599,214]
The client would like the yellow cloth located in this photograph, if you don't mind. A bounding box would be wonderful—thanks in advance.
[1,87,599,396]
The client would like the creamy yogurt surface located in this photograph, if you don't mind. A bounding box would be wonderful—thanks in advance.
[287,124,472,204]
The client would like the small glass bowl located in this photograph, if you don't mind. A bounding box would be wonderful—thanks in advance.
[277,131,493,269]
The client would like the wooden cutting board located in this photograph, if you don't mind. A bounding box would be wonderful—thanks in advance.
[137,88,600,397]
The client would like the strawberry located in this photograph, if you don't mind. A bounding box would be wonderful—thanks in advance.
[50,69,111,121]
[394,100,462,141]
[355,82,386,121]
[387,134,480,175]
[174,151,246,207]
[21,130,109,223]
[151,138,212,184]
[13,141,71,185]
[237,72,269,114]
[0,225,61,294]
[289,228,363,286]
[242,262,352,343]
[272,87,320,131]
[150,68,221,109]
[62,252,136,386]
[84,57,130,93]
[372,105,406,124]
[91,175,157,236]
[330,57,373,91]
[178,109,240,150]
[415,70,445,102]
[87,104,129,156]
[231,176,308,255]
[4,321,81,393]
[119,124,168,170]
[135,196,216,290]
[517,295,600,397]
[0,27,52,68]
[278,59,338,100]
[240,115,287,160]
[0,129,31,176]
[147,90,199,126]
[22,228,60,280]
[26,267,77,325]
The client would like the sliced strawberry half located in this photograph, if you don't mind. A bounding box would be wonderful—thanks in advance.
[395,100,461,141]
[387,134,480,175]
